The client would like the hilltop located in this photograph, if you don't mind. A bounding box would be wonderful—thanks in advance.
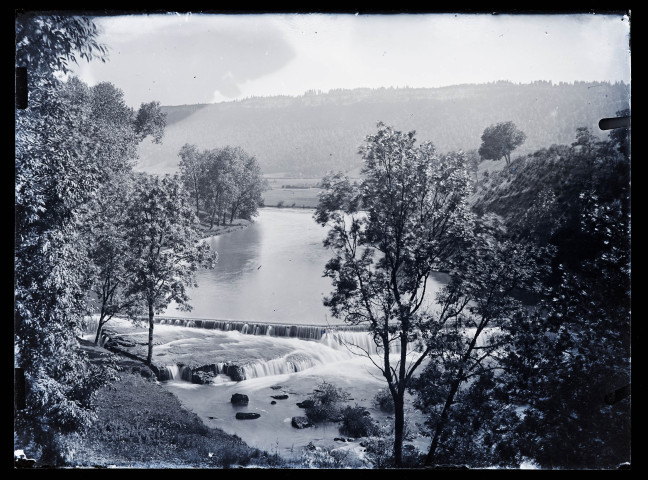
[135,81,629,178]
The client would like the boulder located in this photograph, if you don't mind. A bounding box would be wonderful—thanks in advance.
[192,371,215,384]
[235,412,261,420]
[270,401,277,405]
[231,393,249,405]
[271,394,289,400]
[334,437,347,442]
[291,416,313,429]
[270,385,283,390]
[296,399,315,409]
[225,365,246,381]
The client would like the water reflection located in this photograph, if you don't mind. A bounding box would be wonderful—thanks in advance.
[167,208,336,325]
[167,207,448,326]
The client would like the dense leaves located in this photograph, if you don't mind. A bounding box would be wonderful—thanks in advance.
[124,174,217,365]
[178,144,267,228]
[478,121,526,165]
[315,122,475,466]
[465,123,631,468]
[14,14,117,465]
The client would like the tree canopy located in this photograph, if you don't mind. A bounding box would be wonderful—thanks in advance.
[478,121,526,165]
[315,122,475,466]
[124,174,217,365]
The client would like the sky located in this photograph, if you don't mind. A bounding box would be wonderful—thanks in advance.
[69,12,631,108]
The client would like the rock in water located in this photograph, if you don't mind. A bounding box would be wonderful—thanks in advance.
[225,365,246,381]
[291,416,313,429]
[271,401,277,405]
[271,394,289,400]
[231,393,249,405]
[192,371,215,384]
[296,399,315,409]
[235,412,261,420]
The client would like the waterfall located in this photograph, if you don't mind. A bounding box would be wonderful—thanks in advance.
[160,364,193,381]
[150,316,427,383]
[153,316,347,340]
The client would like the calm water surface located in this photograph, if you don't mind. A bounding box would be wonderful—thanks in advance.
[167,207,447,326]
[167,208,337,325]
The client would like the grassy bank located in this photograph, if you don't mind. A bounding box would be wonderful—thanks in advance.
[62,340,288,468]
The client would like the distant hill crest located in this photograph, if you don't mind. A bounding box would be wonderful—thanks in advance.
[137,81,629,178]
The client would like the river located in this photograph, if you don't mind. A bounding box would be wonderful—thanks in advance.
[166,207,338,325]
[158,207,446,460]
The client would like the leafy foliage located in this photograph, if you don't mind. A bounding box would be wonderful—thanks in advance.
[466,126,631,468]
[14,14,118,465]
[478,121,526,165]
[339,405,379,438]
[178,143,267,228]
[123,174,217,364]
[304,381,351,423]
[411,229,551,467]
[315,122,475,466]
[15,14,107,78]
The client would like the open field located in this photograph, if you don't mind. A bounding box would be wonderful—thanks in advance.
[262,187,322,209]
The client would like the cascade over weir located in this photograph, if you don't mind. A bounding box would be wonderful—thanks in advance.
[94,316,408,384]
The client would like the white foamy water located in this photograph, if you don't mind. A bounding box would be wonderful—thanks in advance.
[163,352,429,460]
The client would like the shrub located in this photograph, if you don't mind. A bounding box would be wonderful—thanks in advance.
[373,388,394,413]
[339,405,379,438]
[300,443,367,468]
[304,381,351,423]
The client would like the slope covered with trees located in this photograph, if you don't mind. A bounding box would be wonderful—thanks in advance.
[137,81,629,177]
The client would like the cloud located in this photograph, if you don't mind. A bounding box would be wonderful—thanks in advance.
[84,14,296,106]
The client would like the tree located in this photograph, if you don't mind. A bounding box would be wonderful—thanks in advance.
[502,189,630,469]
[478,121,526,165]
[469,129,630,468]
[227,148,267,223]
[124,174,217,365]
[314,122,474,466]
[410,234,550,467]
[82,173,143,344]
[15,14,107,79]
[14,14,115,464]
[178,143,207,218]
[178,144,267,227]
[608,108,630,158]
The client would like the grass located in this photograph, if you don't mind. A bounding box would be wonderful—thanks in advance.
[64,339,290,469]
[262,188,322,209]
[195,217,251,238]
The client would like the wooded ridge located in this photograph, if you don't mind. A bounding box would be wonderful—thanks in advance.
[136,81,629,177]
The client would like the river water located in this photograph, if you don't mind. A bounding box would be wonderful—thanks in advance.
[158,207,446,461]
[166,207,338,325]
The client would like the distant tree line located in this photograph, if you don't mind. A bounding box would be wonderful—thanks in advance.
[178,143,267,228]
[137,80,629,177]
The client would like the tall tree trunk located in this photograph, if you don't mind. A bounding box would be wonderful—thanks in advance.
[424,375,462,466]
[146,301,154,365]
[209,205,217,230]
[229,204,236,224]
[393,394,405,467]
[94,319,105,345]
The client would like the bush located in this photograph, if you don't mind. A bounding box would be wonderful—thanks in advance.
[339,405,379,438]
[300,443,367,468]
[304,382,351,423]
[373,388,394,413]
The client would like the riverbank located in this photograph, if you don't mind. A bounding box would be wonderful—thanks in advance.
[196,218,251,238]
[57,339,289,469]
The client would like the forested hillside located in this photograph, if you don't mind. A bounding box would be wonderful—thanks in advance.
[136,81,629,177]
